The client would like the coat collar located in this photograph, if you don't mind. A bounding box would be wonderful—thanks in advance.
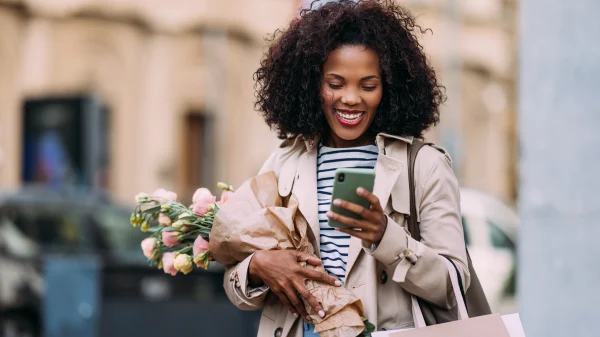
[282,133,413,228]
[302,133,414,152]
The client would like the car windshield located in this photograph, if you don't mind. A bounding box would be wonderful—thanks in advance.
[91,206,148,266]
[4,202,94,254]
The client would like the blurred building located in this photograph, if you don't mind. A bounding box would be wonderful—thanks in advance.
[0,0,296,205]
[0,0,517,206]
[400,0,518,203]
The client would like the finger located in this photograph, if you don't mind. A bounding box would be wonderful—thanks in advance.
[326,210,370,230]
[332,198,379,222]
[357,187,383,212]
[300,268,342,287]
[294,282,325,319]
[336,226,374,242]
[273,287,299,318]
[294,251,322,267]
[283,286,311,321]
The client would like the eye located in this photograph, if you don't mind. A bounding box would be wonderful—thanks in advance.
[328,83,343,89]
[362,85,378,91]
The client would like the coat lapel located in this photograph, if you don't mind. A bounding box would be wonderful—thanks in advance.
[345,147,404,279]
[281,147,319,337]
[293,148,320,246]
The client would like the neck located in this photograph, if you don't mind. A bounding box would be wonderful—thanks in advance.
[324,132,375,148]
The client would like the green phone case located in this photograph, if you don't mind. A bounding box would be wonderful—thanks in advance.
[328,168,376,229]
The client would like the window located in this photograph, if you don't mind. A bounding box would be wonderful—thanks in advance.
[180,113,215,201]
[488,220,515,250]
[461,216,471,246]
[22,96,111,189]
[11,203,93,254]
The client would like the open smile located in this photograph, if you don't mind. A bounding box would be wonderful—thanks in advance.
[334,108,365,126]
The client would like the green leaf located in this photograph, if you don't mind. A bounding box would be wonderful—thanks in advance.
[359,318,376,337]
[141,205,162,214]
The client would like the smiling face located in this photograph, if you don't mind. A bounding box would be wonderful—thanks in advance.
[320,45,383,148]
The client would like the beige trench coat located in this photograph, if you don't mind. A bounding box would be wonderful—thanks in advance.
[223,133,470,337]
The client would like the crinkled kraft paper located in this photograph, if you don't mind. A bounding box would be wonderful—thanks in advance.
[210,171,365,336]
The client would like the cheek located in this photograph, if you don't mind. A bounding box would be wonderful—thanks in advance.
[367,90,383,110]
[320,86,335,106]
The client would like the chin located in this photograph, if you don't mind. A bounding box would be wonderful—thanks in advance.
[333,129,367,141]
[338,133,363,141]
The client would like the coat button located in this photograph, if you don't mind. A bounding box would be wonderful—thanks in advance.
[274,327,283,337]
[378,270,388,284]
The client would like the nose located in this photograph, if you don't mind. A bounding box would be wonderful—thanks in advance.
[340,88,361,106]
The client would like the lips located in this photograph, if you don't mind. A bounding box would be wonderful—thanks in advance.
[334,108,365,126]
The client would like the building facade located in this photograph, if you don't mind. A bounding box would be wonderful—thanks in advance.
[0,0,517,206]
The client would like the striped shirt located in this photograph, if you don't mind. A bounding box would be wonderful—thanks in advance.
[317,143,378,284]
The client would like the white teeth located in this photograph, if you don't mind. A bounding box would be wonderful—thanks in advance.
[335,109,364,122]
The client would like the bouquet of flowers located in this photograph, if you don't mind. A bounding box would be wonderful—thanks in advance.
[131,183,233,275]
[131,172,375,337]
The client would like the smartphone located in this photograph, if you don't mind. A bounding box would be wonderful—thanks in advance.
[328,168,376,229]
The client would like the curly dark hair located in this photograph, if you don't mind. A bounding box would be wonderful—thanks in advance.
[254,0,445,140]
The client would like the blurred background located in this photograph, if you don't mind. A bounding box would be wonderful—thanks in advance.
[0,0,521,336]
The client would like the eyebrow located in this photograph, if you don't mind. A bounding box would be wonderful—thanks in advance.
[326,73,380,81]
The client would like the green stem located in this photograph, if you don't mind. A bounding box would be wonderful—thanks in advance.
[178,246,193,255]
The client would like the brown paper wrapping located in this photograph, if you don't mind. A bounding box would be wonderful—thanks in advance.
[210,171,365,337]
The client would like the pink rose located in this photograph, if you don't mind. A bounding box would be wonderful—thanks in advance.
[220,190,233,204]
[162,231,180,247]
[158,213,172,226]
[193,236,211,268]
[140,237,157,259]
[192,188,214,204]
[152,188,178,203]
[162,252,177,276]
[193,194,216,216]
[193,236,210,257]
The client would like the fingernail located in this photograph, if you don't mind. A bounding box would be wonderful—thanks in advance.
[333,199,341,206]
[335,280,342,287]
[293,313,298,318]
[318,310,325,318]
[326,211,333,218]
[357,187,365,194]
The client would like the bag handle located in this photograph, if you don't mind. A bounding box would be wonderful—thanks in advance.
[411,258,469,328]
[406,140,430,242]
[407,141,469,328]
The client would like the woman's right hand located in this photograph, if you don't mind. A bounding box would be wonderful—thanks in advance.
[248,250,342,322]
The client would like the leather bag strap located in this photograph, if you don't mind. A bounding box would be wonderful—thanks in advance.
[406,140,431,242]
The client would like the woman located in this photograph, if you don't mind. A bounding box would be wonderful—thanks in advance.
[224,1,469,336]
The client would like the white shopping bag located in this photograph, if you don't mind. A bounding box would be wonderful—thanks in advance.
[371,313,525,337]
[501,313,526,337]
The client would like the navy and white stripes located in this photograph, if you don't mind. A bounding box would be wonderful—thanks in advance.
[317,143,378,284]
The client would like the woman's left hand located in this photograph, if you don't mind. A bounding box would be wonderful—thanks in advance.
[326,187,387,245]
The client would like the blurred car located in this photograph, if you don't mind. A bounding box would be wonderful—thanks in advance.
[459,188,519,314]
[0,186,260,337]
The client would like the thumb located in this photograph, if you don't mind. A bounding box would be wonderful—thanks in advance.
[293,251,322,266]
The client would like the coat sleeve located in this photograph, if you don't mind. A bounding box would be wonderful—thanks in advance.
[364,149,470,309]
[224,136,310,311]
[222,150,279,311]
